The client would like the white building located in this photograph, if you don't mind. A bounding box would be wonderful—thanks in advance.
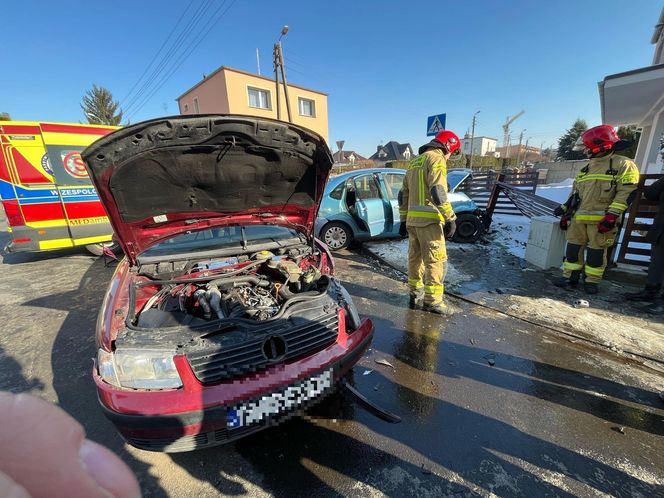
[598,7,664,173]
[460,136,498,156]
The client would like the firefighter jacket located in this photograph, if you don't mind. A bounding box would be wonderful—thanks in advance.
[398,148,456,227]
[563,154,640,224]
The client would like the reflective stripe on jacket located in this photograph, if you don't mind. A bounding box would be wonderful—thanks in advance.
[569,154,639,224]
[398,148,455,227]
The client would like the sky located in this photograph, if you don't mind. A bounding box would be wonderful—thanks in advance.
[1,0,661,157]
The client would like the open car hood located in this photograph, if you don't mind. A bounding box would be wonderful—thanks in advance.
[82,115,333,264]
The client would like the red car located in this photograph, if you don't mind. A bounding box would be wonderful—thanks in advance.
[83,115,374,452]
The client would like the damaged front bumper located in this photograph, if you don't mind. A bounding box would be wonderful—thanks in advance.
[94,316,374,452]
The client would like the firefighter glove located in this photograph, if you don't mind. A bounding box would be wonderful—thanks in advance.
[398,223,408,238]
[444,220,456,239]
[597,213,618,233]
[559,215,570,231]
[553,205,566,217]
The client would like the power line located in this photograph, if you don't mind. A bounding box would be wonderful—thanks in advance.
[127,0,237,120]
[123,0,216,114]
[127,0,233,119]
[119,0,196,106]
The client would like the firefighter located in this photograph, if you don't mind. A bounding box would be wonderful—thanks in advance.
[398,130,460,315]
[553,125,639,294]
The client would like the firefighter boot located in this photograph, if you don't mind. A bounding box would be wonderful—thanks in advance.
[624,284,661,302]
[423,300,454,316]
[644,295,664,315]
[584,282,599,295]
[409,292,423,310]
[554,270,581,289]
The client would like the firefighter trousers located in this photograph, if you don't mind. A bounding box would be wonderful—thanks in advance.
[562,220,618,283]
[407,223,448,305]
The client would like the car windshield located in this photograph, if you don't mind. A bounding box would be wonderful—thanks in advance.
[447,171,469,191]
[140,225,302,259]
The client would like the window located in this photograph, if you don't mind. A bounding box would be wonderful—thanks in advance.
[298,97,316,117]
[183,104,189,112]
[193,97,200,114]
[329,183,345,200]
[248,87,271,109]
[403,148,411,160]
[353,175,381,200]
[383,173,404,200]
[141,225,300,258]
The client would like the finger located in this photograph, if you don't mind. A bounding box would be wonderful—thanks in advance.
[0,392,140,498]
[0,470,30,498]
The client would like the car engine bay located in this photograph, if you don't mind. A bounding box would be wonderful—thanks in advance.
[128,245,344,332]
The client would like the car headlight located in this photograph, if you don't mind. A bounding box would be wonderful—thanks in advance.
[97,348,182,389]
[338,284,361,331]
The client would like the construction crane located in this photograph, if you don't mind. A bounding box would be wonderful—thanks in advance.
[502,111,525,147]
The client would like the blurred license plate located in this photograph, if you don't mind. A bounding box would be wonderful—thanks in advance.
[227,369,333,428]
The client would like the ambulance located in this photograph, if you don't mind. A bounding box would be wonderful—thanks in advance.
[0,121,119,255]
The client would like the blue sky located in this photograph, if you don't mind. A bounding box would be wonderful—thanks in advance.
[1,0,660,157]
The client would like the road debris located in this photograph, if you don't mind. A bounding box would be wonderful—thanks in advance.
[488,358,495,366]
[375,358,395,370]
[573,299,590,308]
[470,338,478,345]
[612,426,626,434]
[363,369,373,376]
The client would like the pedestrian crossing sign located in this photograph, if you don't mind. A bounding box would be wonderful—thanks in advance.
[427,114,446,136]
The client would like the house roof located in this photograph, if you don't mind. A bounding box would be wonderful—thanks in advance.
[332,150,367,162]
[651,7,664,44]
[598,63,664,126]
[176,66,328,101]
[461,136,498,141]
[369,141,413,161]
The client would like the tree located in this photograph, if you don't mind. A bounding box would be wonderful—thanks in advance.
[0,112,10,121]
[616,125,640,159]
[80,85,123,125]
[556,118,588,160]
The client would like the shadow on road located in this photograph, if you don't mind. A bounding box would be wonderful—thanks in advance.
[24,257,168,497]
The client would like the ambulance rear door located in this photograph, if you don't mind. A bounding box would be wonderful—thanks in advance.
[39,123,114,247]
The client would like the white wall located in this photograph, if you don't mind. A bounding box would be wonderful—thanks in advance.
[461,137,497,156]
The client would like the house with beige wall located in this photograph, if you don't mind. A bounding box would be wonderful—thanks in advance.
[176,66,329,143]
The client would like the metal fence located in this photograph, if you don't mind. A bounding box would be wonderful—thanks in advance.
[615,174,662,267]
[459,171,540,216]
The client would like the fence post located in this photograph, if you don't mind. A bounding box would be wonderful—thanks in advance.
[485,173,505,221]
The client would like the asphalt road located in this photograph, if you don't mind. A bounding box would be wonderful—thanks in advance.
[0,230,663,497]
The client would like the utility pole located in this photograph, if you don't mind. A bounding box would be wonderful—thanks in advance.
[273,44,281,120]
[540,141,545,161]
[469,110,480,169]
[515,129,526,167]
[523,137,531,165]
[256,48,261,75]
[272,26,292,123]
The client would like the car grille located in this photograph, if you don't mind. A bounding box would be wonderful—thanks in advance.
[186,313,339,384]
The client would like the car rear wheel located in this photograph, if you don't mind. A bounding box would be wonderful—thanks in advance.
[452,213,483,243]
[321,222,352,251]
[85,241,122,257]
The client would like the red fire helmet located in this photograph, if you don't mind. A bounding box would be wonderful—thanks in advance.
[433,130,461,155]
[581,125,620,155]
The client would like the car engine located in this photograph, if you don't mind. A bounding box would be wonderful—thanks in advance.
[132,250,335,329]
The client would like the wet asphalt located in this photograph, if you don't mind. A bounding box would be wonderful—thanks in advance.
[0,226,662,497]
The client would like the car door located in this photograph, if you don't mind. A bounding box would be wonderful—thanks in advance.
[381,172,405,235]
[352,173,388,237]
